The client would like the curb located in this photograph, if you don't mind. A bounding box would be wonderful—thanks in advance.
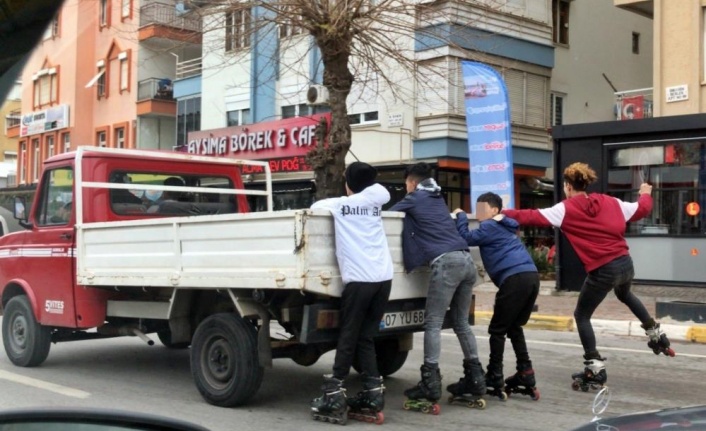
[474,311,706,344]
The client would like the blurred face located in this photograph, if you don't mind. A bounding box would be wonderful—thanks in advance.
[475,201,498,222]
[405,177,418,193]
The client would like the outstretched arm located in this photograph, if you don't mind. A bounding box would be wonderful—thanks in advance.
[615,183,653,222]
[502,202,565,228]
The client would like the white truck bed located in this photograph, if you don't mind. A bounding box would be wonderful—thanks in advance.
[76,209,429,301]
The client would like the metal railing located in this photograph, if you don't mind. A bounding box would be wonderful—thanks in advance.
[176,57,202,79]
[615,88,653,120]
[4,111,21,135]
[139,2,201,32]
[137,77,175,101]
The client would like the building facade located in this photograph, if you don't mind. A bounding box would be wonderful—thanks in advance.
[12,0,200,186]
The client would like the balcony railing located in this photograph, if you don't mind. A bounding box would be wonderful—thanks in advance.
[615,88,653,120]
[4,111,21,135]
[140,2,201,32]
[176,57,202,79]
[138,77,174,101]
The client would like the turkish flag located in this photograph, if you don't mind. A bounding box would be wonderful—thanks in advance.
[621,96,644,120]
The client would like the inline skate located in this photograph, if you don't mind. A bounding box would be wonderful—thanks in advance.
[311,375,348,425]
[485,363,508,401]
[504,361,540,401]
[403,363,442,415]
[642,320,676,357]
[446,359,487,409]
[347,375,385,424]
[571,353,607,392]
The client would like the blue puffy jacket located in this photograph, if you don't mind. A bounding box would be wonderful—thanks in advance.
[455,212,537,286]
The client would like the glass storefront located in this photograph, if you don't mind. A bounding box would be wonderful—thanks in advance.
[607,140,706,236]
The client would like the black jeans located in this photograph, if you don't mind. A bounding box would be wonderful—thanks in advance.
[574,255,652,355]
[332,280,392,380]
[488,272,540,369]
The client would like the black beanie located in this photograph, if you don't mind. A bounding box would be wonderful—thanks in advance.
[345,162,377,193]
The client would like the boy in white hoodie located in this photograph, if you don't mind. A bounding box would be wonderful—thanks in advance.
[309,162,393,424]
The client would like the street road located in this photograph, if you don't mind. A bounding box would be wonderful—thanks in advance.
[0,324,704,431]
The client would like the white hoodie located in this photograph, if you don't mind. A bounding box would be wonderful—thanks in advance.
[311,183,394,285]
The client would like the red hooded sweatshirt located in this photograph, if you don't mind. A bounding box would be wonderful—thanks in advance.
[503,193,652,272]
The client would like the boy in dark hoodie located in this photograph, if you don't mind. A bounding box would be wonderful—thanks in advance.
[453,192,540,399]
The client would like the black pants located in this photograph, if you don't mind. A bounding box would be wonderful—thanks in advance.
[488,272,540,369]
[332,280,392,380]
[574,255,652,356]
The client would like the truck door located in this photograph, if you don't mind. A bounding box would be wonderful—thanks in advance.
[23,166,76,327]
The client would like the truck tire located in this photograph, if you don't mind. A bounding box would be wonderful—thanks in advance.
[190,313,264,407]
[2,295,51,367]
[353,337,408,377]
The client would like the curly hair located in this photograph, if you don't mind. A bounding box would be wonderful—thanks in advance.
[563,162,597,192]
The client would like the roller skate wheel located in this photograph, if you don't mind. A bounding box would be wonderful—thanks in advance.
[666,348,676,357]
[374,412,384,425]
[421,405,430,414]
[500,391,509,401]
[403,401,411,411]
[431,404,441,415]
[474,399,487,409]
[531,388,541,401]
[571,381,581,391]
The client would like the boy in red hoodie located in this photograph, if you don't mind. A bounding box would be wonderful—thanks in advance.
[503,162,674,390]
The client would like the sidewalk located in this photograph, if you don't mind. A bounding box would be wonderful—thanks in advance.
[472,280,706,344]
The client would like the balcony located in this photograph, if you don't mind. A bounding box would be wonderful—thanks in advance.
[176,57,202,79]
[139,2,202,44]
[137,78,177,117]
[615,88,653,120]
[4,111,21,138]
[614,0,654,19]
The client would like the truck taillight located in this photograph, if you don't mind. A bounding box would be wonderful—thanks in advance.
[316,310,339,329]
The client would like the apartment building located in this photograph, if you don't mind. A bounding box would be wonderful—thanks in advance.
[12,0,200,185]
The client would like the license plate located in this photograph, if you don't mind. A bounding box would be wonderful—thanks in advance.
[380,310,425,329]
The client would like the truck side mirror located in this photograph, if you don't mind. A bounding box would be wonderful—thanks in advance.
[13,197,26,221]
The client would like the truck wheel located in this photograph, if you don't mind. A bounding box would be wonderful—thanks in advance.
[353,338,409,377]
[190,313,264,407]
[2,295,51,367]
[157,329,189,349]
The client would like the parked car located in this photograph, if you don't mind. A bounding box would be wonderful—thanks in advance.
[570,405,706,431]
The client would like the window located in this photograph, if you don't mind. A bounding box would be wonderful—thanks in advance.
[279,13,302,38]
[632,32,640,54]
[115,128,125,148]
[226,108,251,127]
[46,135,55,158]
[43,14,60,39]
[62,132,70,153]
[97,131,107,147]
[33,69,58,107]
[225,9,251,51]
[97,65,106,98]
[109,171,239,216]
[176,97,201,147]
[20,142,26,184]
[99,0,110,27]
[119,52,129,91]
[121,0,131,19]
[348,111,380,125]
[552,0,570,45]
[280,104,328,120]
[551,93,564,126]
[607,140,706,236]
[503,69,549,128]
[32,139,40,182]
[36,167,74,226]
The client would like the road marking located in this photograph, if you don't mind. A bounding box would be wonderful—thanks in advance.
[0,370,90,398]
[441,333,706,359]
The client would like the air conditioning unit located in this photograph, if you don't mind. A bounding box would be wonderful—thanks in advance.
[307,85,330,105]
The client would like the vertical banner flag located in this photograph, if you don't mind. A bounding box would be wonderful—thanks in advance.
[461,61,514,212]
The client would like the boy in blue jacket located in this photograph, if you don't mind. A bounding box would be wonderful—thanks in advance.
[453,192,541,399]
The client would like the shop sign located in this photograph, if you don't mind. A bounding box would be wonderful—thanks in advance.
[184,113,330,173]
[20,104,70,137]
